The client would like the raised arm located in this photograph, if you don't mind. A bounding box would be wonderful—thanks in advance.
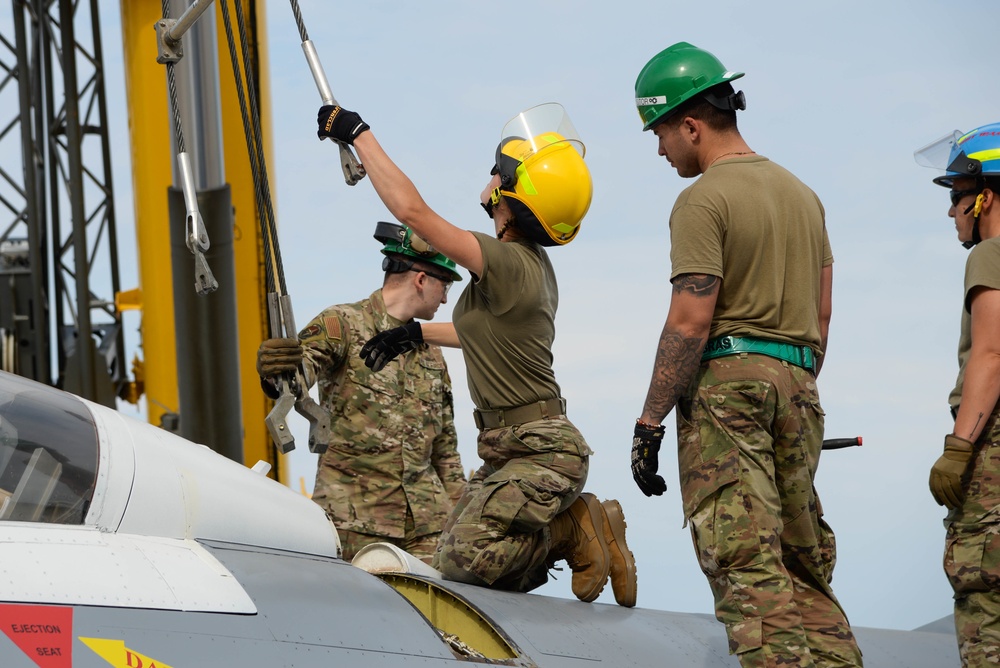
[316,105,484,276]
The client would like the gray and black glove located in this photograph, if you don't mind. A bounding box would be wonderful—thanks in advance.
[316,105,370,145]
[257,337,302,378]
[256,337,302,399]
[359,322,423,372]
[632,420,667,497]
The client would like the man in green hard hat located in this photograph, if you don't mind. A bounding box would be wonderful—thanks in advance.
[256,221,467,564]
[629,42,863,667]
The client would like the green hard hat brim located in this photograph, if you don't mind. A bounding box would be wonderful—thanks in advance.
[638,72,745,131]
[380,245,463,282]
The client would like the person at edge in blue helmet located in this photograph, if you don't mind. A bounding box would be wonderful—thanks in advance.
[630,42,863,667]
[916,124,1000,667]
[314,101,638,607]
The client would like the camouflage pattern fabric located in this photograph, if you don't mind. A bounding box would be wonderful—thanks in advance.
[432,415,591,591]
[338,506,441,564]
[676,354,862,668]
[943,405,1000,668]
[299,289,466,546]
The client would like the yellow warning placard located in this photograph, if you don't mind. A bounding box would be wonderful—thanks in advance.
[80,637,174,668]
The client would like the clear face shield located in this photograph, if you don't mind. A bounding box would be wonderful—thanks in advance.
[914,130,964,172]
[914,129,984,189]
[915,130,987,248]
[490,103,586,193]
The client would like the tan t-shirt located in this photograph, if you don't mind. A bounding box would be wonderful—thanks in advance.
[949,236,1000,408]
[669,155,833,352]
[452,232,562,410]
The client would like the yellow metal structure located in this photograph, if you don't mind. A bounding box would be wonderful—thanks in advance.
[118,0,178,432]
[378,574,521,661]
[117,0,285,482]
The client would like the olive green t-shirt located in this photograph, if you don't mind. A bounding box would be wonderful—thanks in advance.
[669,155,833,352]
[452,232,562,410]
[949,236,1000,408]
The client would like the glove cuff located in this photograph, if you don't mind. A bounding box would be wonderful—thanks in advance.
[944,433,974,454]
[634,419,665,440]
[405,321,424,343]
[259,376,279,400]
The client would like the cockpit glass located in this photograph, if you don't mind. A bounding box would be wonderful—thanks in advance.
[0,372,99,524]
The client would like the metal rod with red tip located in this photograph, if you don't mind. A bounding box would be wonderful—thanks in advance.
[822,437,863,450]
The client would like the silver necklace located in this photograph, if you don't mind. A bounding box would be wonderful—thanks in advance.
[710,150,755,166]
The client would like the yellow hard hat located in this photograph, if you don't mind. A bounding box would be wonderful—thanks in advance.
[491,104,593,246]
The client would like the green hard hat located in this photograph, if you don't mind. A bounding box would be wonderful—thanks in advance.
[634,42,745,131]
[374,221,462,282]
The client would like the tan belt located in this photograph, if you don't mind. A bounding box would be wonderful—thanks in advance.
[473,397,566,430]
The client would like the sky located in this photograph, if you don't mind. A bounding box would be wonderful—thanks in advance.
[81,0,1000,633]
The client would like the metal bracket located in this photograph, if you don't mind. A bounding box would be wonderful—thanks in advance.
[193,250,218,295]
[265,381,297,454]
[294,387,332,454]
[336,142,366,186]
[155,19,183,64]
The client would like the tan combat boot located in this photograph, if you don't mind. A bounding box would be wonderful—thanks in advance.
[601,499,637,608]
[548,492,611,602]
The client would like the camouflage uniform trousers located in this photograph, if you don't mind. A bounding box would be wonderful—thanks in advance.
[431,415,591,592]
[944,405,1000,668]
[676,354,862,668]
[338,505,441,565]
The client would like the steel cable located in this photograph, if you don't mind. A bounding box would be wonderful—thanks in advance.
[218,0,285,297]
[288,0,309,43]
[161,0,186,155]
[233,0,286,295]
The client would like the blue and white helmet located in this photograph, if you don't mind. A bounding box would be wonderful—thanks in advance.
[915,122,1000,188]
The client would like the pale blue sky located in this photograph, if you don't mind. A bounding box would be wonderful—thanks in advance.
[95,0,1000,632]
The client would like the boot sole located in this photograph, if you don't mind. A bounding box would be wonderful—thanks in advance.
[601,499,637,607]
[575,493,611,602]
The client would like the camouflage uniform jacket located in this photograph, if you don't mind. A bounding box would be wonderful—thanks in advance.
[298,289,466,538]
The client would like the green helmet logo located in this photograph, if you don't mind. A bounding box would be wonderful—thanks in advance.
[634,42,745,131]
[374,221,462,282]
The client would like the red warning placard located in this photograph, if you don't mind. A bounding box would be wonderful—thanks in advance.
[0,604,72,668]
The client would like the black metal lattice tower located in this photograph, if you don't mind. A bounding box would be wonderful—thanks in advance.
[0,0,124,406]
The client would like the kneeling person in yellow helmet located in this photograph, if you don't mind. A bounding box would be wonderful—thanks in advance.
[256,223,467,564]
[630,42,862,665]
[316,101,637,607]
[916,123,1000,667]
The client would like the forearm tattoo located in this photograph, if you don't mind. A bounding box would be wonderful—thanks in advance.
[641,274,718,421]
[965,413,986,441]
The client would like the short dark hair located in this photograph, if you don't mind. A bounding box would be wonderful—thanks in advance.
[660,83,739,133]
[983,175,1000,193]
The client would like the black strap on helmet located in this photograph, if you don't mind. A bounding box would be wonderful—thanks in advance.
[947,152,983,181]
[374,220,405,246]
[702,86,746,112]
[492,136,527,190]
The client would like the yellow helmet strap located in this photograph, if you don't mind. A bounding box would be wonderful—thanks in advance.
[961,191,986,249]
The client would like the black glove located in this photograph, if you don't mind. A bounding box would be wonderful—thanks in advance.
[632,420,667,497]
[359,322,423,372]
[316,105,370,145]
